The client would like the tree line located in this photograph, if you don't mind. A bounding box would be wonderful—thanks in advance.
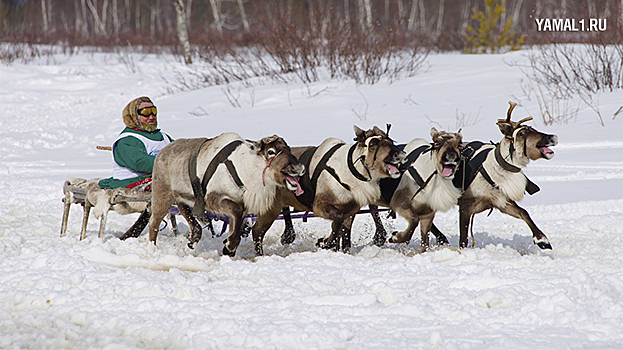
[1,0,621,51]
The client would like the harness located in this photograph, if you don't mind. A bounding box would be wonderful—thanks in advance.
[294,143,346,209]
[453,141,539,195]
[295,139,386,208]
[379,144,432,205]
[188,139,244,217]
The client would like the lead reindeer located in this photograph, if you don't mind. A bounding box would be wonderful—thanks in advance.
[148,133,305,257]
[454,101,558,249]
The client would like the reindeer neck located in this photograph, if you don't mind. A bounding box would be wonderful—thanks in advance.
[497,137,528,170]
[347,144,372,182]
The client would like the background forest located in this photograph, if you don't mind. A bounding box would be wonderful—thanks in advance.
[1,0,622,51]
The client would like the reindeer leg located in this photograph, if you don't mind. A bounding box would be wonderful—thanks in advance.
[458,198,474,249]
[419,212,435,253]
[499,201,552,250]
[253,207,282,256]
[340,215,355,253]
[148,197,174,245]
[280,207,296,245]
[429,223,449,246]
[120,209,151,240]
[219,199,245,257]
[177,203,202,249]
[370,205,388,247]
[388,208,418,244]
[315,204,344,252]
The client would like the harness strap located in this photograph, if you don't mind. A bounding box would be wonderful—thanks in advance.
[312,143,346,188]
[347,144,371,182]
[478,167,499,190]
[189,139,244,217]
[410,170,437,201]
[494,144,521,173]
[378,144,431,205]
[453,142,493,191]
[399,145,431,171]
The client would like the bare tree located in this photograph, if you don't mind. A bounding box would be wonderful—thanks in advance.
[86,0,107,36]
[173,0,192,64]
[209,0,223,34]
[236,0,250,33]
[436,0,445,35]
[41,0,52,33]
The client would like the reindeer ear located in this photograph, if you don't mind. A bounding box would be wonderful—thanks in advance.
[430,127,439,139]
[497,122,513,137]
[354,125,366,144]
[372,125,384,136]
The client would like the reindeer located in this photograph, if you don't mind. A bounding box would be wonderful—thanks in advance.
[148,133,305,257]
[368,127,463,252]
[454,101,558,249]
[265,126,405,254]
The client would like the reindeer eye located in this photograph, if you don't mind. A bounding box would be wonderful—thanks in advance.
[368,139,379,148]
[267,148,277,156]
[518,130,526,137]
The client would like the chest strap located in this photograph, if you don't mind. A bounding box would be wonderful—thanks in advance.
[293,143,346,209]
[454,141,539,195]
[379,144,431,205]
[189,139,244,217]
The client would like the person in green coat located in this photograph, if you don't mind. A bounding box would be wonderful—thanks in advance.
[99,96,173,190]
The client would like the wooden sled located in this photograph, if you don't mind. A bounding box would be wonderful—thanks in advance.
[59,177,177,240]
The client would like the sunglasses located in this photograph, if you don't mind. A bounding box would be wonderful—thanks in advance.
[138,106,157,117]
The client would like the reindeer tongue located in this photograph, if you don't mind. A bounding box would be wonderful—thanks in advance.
[285,175,304,196]
[539,146,554,155]
[442,165,455,177]
[386,163,399,175]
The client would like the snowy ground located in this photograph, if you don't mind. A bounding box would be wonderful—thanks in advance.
[0,47,622,349]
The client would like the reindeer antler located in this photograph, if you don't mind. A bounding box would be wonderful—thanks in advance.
[497,101,533,129]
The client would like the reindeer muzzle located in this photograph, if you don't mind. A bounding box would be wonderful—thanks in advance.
[538,135,558,160]
[441,150,459,178]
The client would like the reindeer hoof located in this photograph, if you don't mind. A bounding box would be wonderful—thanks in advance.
[187,241,195,249]
[316,237,337,250]
[436,234,449,246]
[536,241,552,250]
[373,234,386,247]
[388,231,398,243]
[281,227,296,245]
[222,245,236,257]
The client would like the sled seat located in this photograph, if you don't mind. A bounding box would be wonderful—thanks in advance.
[59,177,170,240]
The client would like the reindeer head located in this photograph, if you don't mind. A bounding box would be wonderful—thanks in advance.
[497,102,558,164]
[354,125,405,180]
[255,135,305,195]
[430,127,463,179]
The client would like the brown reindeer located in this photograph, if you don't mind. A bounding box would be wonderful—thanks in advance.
[370,128,463,252]
[262,126,405,254]
[454,101,558,249]
[148,132,305,257]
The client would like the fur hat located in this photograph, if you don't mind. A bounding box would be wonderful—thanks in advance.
[122,96,157,132]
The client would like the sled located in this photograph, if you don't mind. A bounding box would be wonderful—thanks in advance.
[59,177,178,240]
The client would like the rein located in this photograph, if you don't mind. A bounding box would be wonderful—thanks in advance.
[262,150,283,186]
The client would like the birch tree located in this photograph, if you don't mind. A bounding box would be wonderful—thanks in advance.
[173,0,192,64]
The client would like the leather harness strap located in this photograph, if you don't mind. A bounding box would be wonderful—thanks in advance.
[453,141,539,195]
[189,139,244,217]
[293,142,351,209]
[347,143,371,182]
[378,144,431,205]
